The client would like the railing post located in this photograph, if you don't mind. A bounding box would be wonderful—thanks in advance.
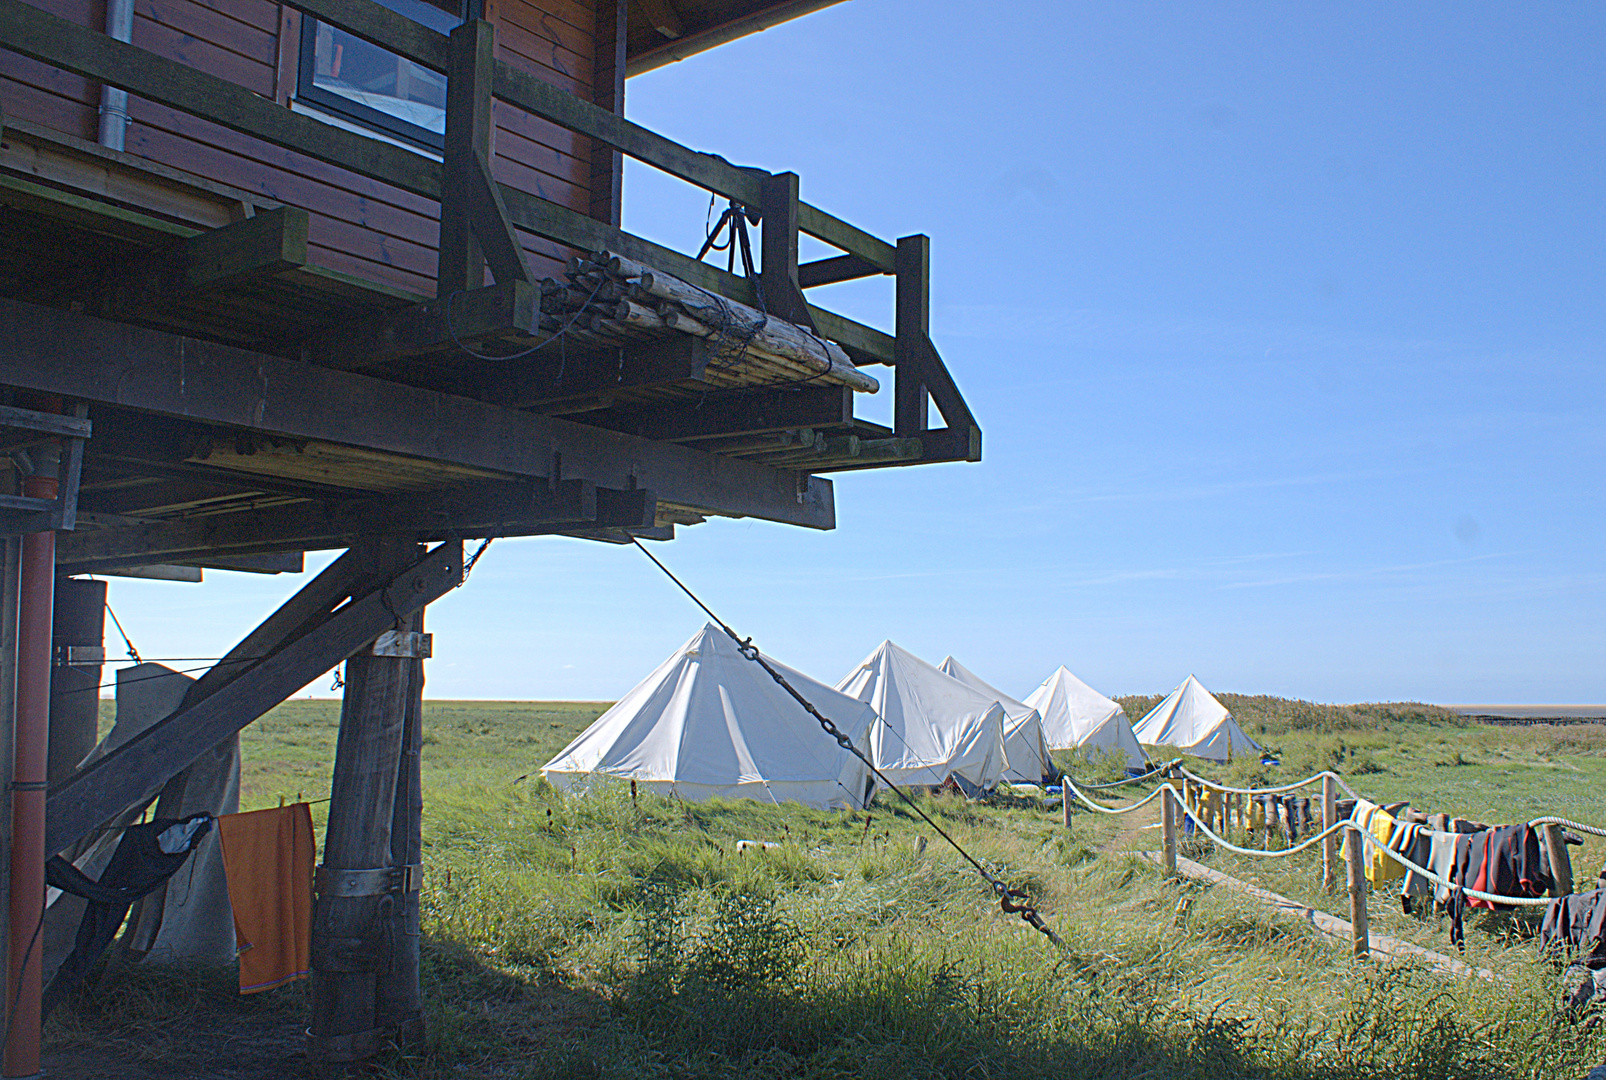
[894,234,930,436]
[1160,786,1177,874]
[1322,775,1338,893]
[759,172,814,328]
[1346,826,1369,957]
[1544,824,1574,897]
[439,20,496,297]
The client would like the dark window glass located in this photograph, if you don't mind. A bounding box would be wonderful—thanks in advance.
[298,1,461,150]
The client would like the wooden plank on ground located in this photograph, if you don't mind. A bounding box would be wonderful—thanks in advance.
[1136,851,1495,982]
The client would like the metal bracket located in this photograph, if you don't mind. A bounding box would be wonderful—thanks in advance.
[370,630,432,658]
[53,644,105,667]
[314,863,423,898]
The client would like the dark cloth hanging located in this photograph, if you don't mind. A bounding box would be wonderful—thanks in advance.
[1467,824,1550,911]
[42,814,212,1018]
[1542,888,1606,968]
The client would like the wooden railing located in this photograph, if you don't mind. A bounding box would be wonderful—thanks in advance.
[0,0,978,459]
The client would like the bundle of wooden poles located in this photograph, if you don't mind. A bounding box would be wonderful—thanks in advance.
[539,250,880,395]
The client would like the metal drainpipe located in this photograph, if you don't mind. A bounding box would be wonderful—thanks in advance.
[97,0,135,151]
[3,440,59,1080]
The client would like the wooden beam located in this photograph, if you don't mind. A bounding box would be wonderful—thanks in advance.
[494,335,710,409]
[796,203,896,272]
[639,0,685,37]
[808,307,894,364]
[0,299,835,529]
[913,331,979,442]
[54,478,642,572]
[760,172,814,330]
[588,385,854,442]
[894,234,930,436]
[626,0,851,76]
[490,56,764,206]
[45,541,464,857]
[300,281,540,371]
[41,207,309,317]
[797,253,884,289]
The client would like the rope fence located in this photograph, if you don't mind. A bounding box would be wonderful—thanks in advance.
[1059,768,1599,962]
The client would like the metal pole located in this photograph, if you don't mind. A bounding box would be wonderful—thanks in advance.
[1322,774,1338,893]
[5,463,57,1079]
[1346,825,1369,958]
[1160,786,1177,875]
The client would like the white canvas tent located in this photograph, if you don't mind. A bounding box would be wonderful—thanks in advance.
[1023,666,1147,769]
[938,656,1052,782]
[1132,675,1260,763]
[542,624,878,810]
[837,641,1007,791]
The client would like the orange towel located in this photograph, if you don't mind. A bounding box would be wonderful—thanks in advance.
[217,804,316,994]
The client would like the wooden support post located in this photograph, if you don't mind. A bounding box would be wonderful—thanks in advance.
[372,612,425,1043]
[893,234,930,437]
[1346,826,1370,958]
[1160,786,1177,875]
[46,576,104,786]
[1544,824,1574,898]
[308,541,428,1063]
[440,20,532,295]
[1061,780,1071,831]
[759,172,814,329]
[587,0,626,227]
[1322,775,1338,894]
[439,21,491,297]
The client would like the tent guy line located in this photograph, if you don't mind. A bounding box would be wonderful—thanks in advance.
[624,538,1069,950]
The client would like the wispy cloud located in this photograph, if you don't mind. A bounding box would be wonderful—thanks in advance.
[1221,551,1515,590]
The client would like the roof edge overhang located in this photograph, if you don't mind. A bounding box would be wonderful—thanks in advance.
[626,0,851,77]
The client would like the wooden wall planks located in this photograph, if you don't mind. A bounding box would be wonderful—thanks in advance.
[0,0,607,294]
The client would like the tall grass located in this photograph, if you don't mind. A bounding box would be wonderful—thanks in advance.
[44,700,1606,1079]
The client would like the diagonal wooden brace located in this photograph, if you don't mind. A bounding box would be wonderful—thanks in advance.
[44,541,464,856]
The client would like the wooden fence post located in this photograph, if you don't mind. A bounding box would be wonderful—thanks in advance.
[1322,774,1338,893]
[1346,826,1369,957]
[1543,824,1574,898]
[1161,786,1177,874]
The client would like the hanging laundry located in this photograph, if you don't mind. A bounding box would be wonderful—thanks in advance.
[217,803,316,994]
[42,814,213,1018]
[1341,800,1405,885]
[1392,820,1434,909]
[1467,824,1550,912]
[1542,888,1606,967]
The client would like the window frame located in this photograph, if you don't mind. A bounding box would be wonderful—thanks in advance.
[295,2,464,153]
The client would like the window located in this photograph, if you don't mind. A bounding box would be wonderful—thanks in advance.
[297,0,464,151]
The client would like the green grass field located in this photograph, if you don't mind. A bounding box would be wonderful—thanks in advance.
[47,697,1606,1079]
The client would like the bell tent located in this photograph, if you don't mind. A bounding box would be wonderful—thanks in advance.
[541,624,878,810]
[1023,666,1147,770]
[837,642,1008,791]
[1132,675,1260,763]
[938,656,1053,783]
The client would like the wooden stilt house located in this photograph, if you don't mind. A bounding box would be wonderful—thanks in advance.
[0,0,980,1067]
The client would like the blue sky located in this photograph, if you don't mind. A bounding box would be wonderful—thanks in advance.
[103,1,1606,705]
